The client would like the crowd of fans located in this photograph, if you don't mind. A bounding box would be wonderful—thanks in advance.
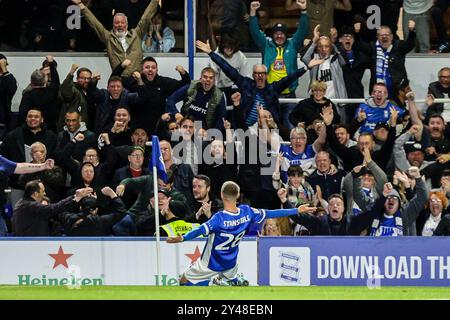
[0,0,450,237]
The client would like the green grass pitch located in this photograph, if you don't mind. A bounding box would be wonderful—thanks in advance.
[1,286,450,300]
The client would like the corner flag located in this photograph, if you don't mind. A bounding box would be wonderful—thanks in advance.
[151,135,168,183]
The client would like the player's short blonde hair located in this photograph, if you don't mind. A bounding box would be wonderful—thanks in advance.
[221,181,240,201]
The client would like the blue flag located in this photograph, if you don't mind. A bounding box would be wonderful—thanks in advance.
[150,135,168,183]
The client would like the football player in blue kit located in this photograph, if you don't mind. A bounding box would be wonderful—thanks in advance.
[166,180,317,286]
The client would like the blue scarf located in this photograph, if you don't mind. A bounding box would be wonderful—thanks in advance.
[375,41,393,90]
[370,210,403,236]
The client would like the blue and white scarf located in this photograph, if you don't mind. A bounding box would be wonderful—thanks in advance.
[375,41,392,86]
[370,210,403,236]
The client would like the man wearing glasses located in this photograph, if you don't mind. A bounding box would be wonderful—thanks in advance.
[279,125,326,179]
[111,146,149,209]
[196,39,323,138]
[426,67,450,121]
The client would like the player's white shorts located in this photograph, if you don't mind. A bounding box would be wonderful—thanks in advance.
[183,259,238,284]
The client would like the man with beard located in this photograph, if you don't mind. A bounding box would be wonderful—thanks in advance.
[55,110,97,163]
[425,67,450,122]
[58,64,92,130]
[70,0,159,76]
[112,57,190,134]
[185,175,223,224]
[166,67,226,130]
[196,39,323,137]
[425,114,449,161]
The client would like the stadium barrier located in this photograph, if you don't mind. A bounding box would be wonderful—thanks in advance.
[0,237,257,286]
[258,236,450,286]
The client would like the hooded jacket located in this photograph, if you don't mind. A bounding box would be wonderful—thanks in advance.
[302,43,348,100]
[55,122,97,163]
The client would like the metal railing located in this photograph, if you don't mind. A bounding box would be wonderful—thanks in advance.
[225,98,450,110]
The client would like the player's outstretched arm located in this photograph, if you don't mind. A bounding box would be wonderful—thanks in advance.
[262,204,317,219]
[166,224,208,243]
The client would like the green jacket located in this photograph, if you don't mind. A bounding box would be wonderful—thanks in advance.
[58,73,89,130]
[249,13,309,93]
[81,0,158,76]
[121,174,191,221]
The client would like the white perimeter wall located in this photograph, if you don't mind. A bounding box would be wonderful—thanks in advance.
[0,238,258,286]
[6,54,450,112]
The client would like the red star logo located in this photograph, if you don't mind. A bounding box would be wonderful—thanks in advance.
[49,246,73,269]
[185,246,202,264]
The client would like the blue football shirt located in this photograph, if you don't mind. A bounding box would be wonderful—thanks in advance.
[202,204,266,271]
[356,102,404,133]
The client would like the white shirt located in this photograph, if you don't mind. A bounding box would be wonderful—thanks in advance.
[318,58,335,98]
[421,213,442,236]
[118,35,129,52]
[209,50,251,89]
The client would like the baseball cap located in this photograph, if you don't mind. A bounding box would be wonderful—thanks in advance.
[150,188,171,198]
[129,145,145,155]
[169,201,186,218]
[374,122,390,131]
[272,23,288,35]
[404,142,425,154]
